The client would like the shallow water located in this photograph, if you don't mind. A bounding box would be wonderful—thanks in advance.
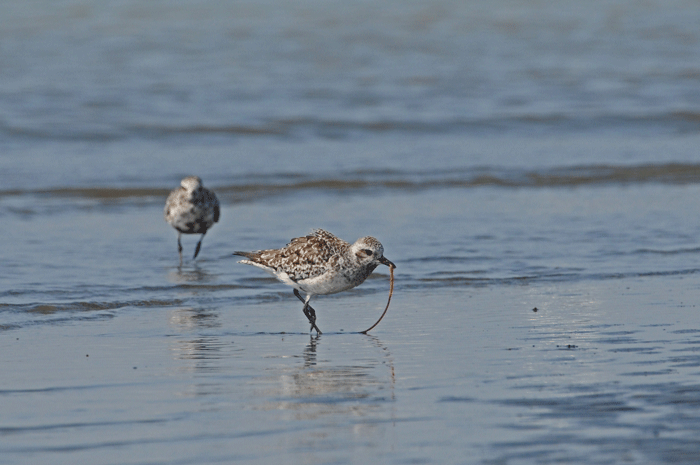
[3,1,700,464]
[4,281,700,464]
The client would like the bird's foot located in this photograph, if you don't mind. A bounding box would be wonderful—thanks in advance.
[303,306,322,334]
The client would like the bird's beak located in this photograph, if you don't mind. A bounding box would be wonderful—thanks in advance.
[379,256,396,268]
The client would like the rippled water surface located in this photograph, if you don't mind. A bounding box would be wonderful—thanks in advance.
[3,1,700,464]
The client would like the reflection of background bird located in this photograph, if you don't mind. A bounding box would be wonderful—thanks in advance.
[164,176,220,262]
[234,229,395,334]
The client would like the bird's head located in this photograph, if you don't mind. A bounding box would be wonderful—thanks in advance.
[180,176,203,192]
[351,236,395,269]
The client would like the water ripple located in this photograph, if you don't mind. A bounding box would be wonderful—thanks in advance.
[3,163,700,205]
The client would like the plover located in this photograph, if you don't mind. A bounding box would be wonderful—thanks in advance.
[234,229,395,334]
[164,176,220,261]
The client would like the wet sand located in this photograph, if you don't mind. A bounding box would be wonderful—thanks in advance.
[3,275,700,464]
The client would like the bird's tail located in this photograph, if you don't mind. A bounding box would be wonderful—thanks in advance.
[233,250,261,261]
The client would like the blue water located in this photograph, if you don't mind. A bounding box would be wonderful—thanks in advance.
[3,1,700,463]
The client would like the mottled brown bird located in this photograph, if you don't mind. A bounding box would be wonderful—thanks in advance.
[234,229,395,334]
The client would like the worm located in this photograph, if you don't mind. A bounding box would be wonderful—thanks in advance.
[360,264,395,334]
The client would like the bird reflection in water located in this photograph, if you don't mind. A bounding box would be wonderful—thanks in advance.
[261,335,396,422]
[167,262,215,284]
[166,315,396,424]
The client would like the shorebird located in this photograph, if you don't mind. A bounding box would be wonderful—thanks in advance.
[164,176,220,261]
[234,229,395,334]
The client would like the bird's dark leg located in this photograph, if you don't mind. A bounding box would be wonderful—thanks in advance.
[193,233,205,259]
[177,233,183,264]
[304,304,319,334]
[294,289,322,334]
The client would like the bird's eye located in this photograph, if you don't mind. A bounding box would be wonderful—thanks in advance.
[363,249,373,256]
